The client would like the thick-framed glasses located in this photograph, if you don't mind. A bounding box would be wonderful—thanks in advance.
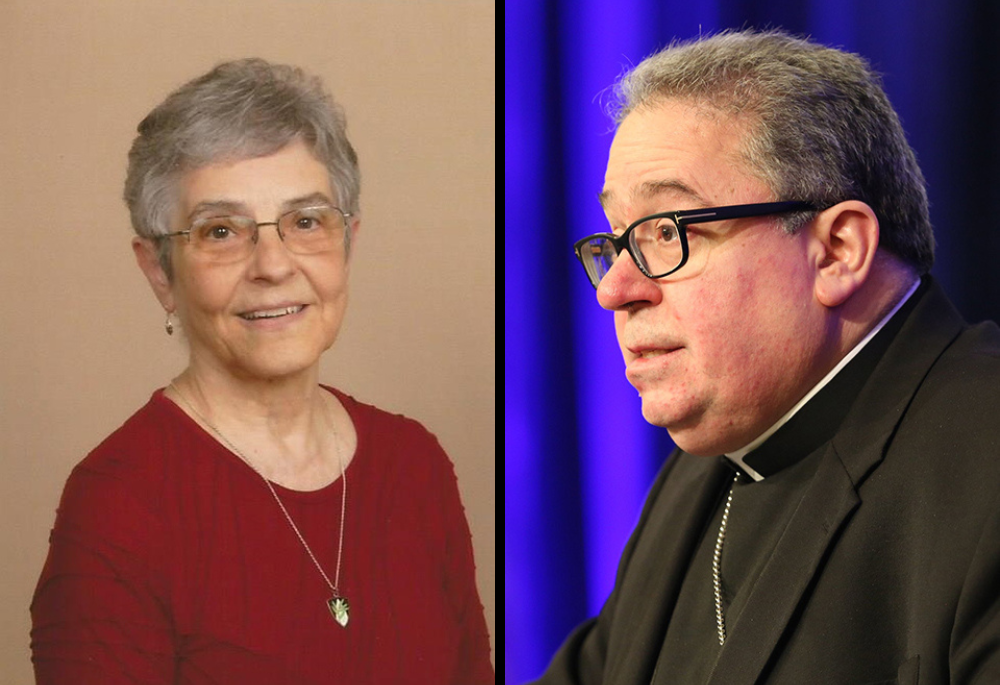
[573,201,816,289]
[159,205,352,264]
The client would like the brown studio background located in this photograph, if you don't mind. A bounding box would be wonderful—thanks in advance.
[0,1,496,680]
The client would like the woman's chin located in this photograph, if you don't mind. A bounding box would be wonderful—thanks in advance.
[189,346,326,384]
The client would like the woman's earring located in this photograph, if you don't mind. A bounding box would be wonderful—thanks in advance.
[165,311,175,336]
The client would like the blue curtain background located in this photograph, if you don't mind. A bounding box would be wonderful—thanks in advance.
[505,1,1000,682]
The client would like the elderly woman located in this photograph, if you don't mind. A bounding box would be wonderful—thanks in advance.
[30,59,493,684]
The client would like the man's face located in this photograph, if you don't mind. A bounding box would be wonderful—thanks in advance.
[598,100,832,456]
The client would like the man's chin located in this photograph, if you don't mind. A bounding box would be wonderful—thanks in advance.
[638,394,723,457]
[638,392,692,435]
[638,396,674,429]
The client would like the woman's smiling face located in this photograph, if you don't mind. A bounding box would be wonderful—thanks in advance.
[144,139,355,382]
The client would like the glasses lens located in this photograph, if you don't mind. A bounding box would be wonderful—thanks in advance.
[577,236,618,287]
[189,216,255,262]
[279,206,345,254]
[630,216,683,277]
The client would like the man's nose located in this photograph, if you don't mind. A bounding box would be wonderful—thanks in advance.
[596,252,662,311]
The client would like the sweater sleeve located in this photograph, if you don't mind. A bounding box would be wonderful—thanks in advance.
[385,412,495,685]
[435,446,495,684]
[31,455,176,684]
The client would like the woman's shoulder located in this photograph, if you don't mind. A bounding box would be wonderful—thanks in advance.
[322,386,459,487]
[75,390,172,473]
[50,392,184,565]
[325,385,430,429]
[325,387,446,452]
[70,389,215,504]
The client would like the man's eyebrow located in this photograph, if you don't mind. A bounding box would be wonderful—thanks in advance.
[598,179,709,211]
[637,179,708,206]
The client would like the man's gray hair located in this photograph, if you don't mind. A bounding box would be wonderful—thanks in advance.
[614,30,934,273]
[124,58,360,273]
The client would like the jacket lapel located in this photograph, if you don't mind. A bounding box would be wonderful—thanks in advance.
[708,280,966,685]
[605,455,732,684]
[708,445,860,685]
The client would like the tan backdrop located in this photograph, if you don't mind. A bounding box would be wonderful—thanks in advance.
[0,0,496,680]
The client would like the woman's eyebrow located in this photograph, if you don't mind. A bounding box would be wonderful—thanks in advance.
[186,192,336,222]
[280,192,336,212]
[186,200,248,221]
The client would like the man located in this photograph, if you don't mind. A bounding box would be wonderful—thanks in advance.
[535,30,1000,684]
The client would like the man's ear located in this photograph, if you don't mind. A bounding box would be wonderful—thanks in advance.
[132,237,175,312]
[809,200,880,308]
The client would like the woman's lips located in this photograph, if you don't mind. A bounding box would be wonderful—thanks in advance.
[239,304,306,321]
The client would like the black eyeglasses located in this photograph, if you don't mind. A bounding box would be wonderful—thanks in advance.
[573,201,817,289]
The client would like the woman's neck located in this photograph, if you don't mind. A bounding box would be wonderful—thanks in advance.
[166,364,356,491]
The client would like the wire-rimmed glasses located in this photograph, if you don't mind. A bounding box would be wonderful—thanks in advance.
[159,205,352,264]
[573,201,816,289]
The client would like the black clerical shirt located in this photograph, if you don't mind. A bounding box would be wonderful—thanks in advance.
[649,279,924,684]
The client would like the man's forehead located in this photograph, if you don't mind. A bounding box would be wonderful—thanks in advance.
[598,179,710,213]
[599,101,764,217]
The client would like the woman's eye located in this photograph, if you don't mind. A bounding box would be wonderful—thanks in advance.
[289,209,332,231]
[195,220,241,242]
[203,224,235,241]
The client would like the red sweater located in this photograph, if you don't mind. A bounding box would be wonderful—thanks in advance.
[31,388,494,684]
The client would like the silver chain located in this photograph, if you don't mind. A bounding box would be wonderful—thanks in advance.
[169,383,347,598]
[712,473,739,646]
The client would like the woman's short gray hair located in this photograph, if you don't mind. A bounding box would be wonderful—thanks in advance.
[613,30,934,274]
[124,58,360,272]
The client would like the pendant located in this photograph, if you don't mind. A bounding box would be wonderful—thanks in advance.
[327,596,350,627]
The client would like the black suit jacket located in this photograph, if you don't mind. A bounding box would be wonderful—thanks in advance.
[535,281,1000,685]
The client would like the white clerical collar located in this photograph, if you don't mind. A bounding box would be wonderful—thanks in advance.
[726,279,921,482]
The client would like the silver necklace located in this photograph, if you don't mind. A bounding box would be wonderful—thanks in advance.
[712,473,739,646]
[169,383,351,627]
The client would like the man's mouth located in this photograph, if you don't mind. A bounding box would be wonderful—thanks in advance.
[628,344,682,360]
[239,305,305,321]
